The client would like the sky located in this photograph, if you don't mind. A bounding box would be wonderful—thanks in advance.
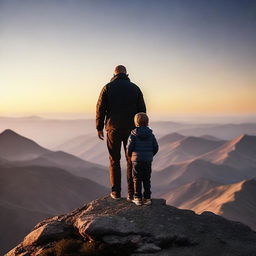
[1,0,256,121]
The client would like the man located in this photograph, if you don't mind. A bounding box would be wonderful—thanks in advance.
[96,65,146,200]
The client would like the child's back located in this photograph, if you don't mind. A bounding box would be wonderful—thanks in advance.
[126,112,159,206]
[127,126,158,162]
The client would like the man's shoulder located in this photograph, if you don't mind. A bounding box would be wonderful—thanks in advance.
[101,83,112,91]
[103,81,117,89]
[129,82,140,89]
[127,82,142,94]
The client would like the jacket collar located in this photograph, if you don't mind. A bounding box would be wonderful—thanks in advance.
[110,73,130,82]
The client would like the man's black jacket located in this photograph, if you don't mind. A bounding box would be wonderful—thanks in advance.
[96,73,146,131]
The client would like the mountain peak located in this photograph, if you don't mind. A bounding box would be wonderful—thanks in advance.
[158,132,185,144]
[235,133,249,141]
[7,196,256,256]
[241,178,256,187]
[0,129,19,137]
[201,133,256,168]
[232,133,255,144]
[0,129,49,161]
[229,133,256,153]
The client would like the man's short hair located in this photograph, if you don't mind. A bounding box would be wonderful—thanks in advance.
[114,65,127,75]
[134,112,149,127]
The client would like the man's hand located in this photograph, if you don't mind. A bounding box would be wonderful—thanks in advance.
[98,130,104,140]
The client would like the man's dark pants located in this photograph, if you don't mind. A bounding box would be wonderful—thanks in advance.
[132,161,152,199]
[106,130,133,197]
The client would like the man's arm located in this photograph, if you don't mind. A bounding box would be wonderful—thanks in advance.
[137,88,146,113]
[96,85,108,139]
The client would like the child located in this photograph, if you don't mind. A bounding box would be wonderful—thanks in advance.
[126,112,159,206]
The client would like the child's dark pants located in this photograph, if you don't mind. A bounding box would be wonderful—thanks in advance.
[132,161,152,199]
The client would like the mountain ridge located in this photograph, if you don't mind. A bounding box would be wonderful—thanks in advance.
[0,129,50,161]
[153,134,226,170]
[162,178,256,230]
[201,134,256,169]
[0,129,109,186]
[0,164,108,254]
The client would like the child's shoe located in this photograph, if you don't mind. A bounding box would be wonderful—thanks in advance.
[127,195,134,202]
[110,192,121,200]
[144,198,152,205]
[132,197,143,206]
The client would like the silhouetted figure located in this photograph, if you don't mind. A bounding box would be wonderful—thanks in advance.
[127,112,159,206]
[96,65,146,200]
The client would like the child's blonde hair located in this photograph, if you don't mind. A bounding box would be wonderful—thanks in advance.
[134,112,149,127]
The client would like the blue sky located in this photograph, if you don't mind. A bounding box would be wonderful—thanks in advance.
[1,0,255,119]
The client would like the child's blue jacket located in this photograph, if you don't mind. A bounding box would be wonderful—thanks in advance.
[126,126,159,162]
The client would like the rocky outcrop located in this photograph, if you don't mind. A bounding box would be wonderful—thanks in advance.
[6,196,256,256]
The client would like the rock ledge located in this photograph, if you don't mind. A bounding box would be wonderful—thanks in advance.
[6,196,256,256]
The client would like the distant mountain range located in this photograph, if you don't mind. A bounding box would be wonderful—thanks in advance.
[0,117,96,148]
[0,129,109,254]
[0,129,49,161]
[153,133,256,232]
[201,134,256,169]
[53,130,256,234]
[153,133,226,170]
[178,123,256,139]
[1,116,256,148]
[53,132,228,167]
[163,178,256,231]
[1,127,256,253]
[0,129,109,186]
[53,132,109,167]
[154,133,256,188]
